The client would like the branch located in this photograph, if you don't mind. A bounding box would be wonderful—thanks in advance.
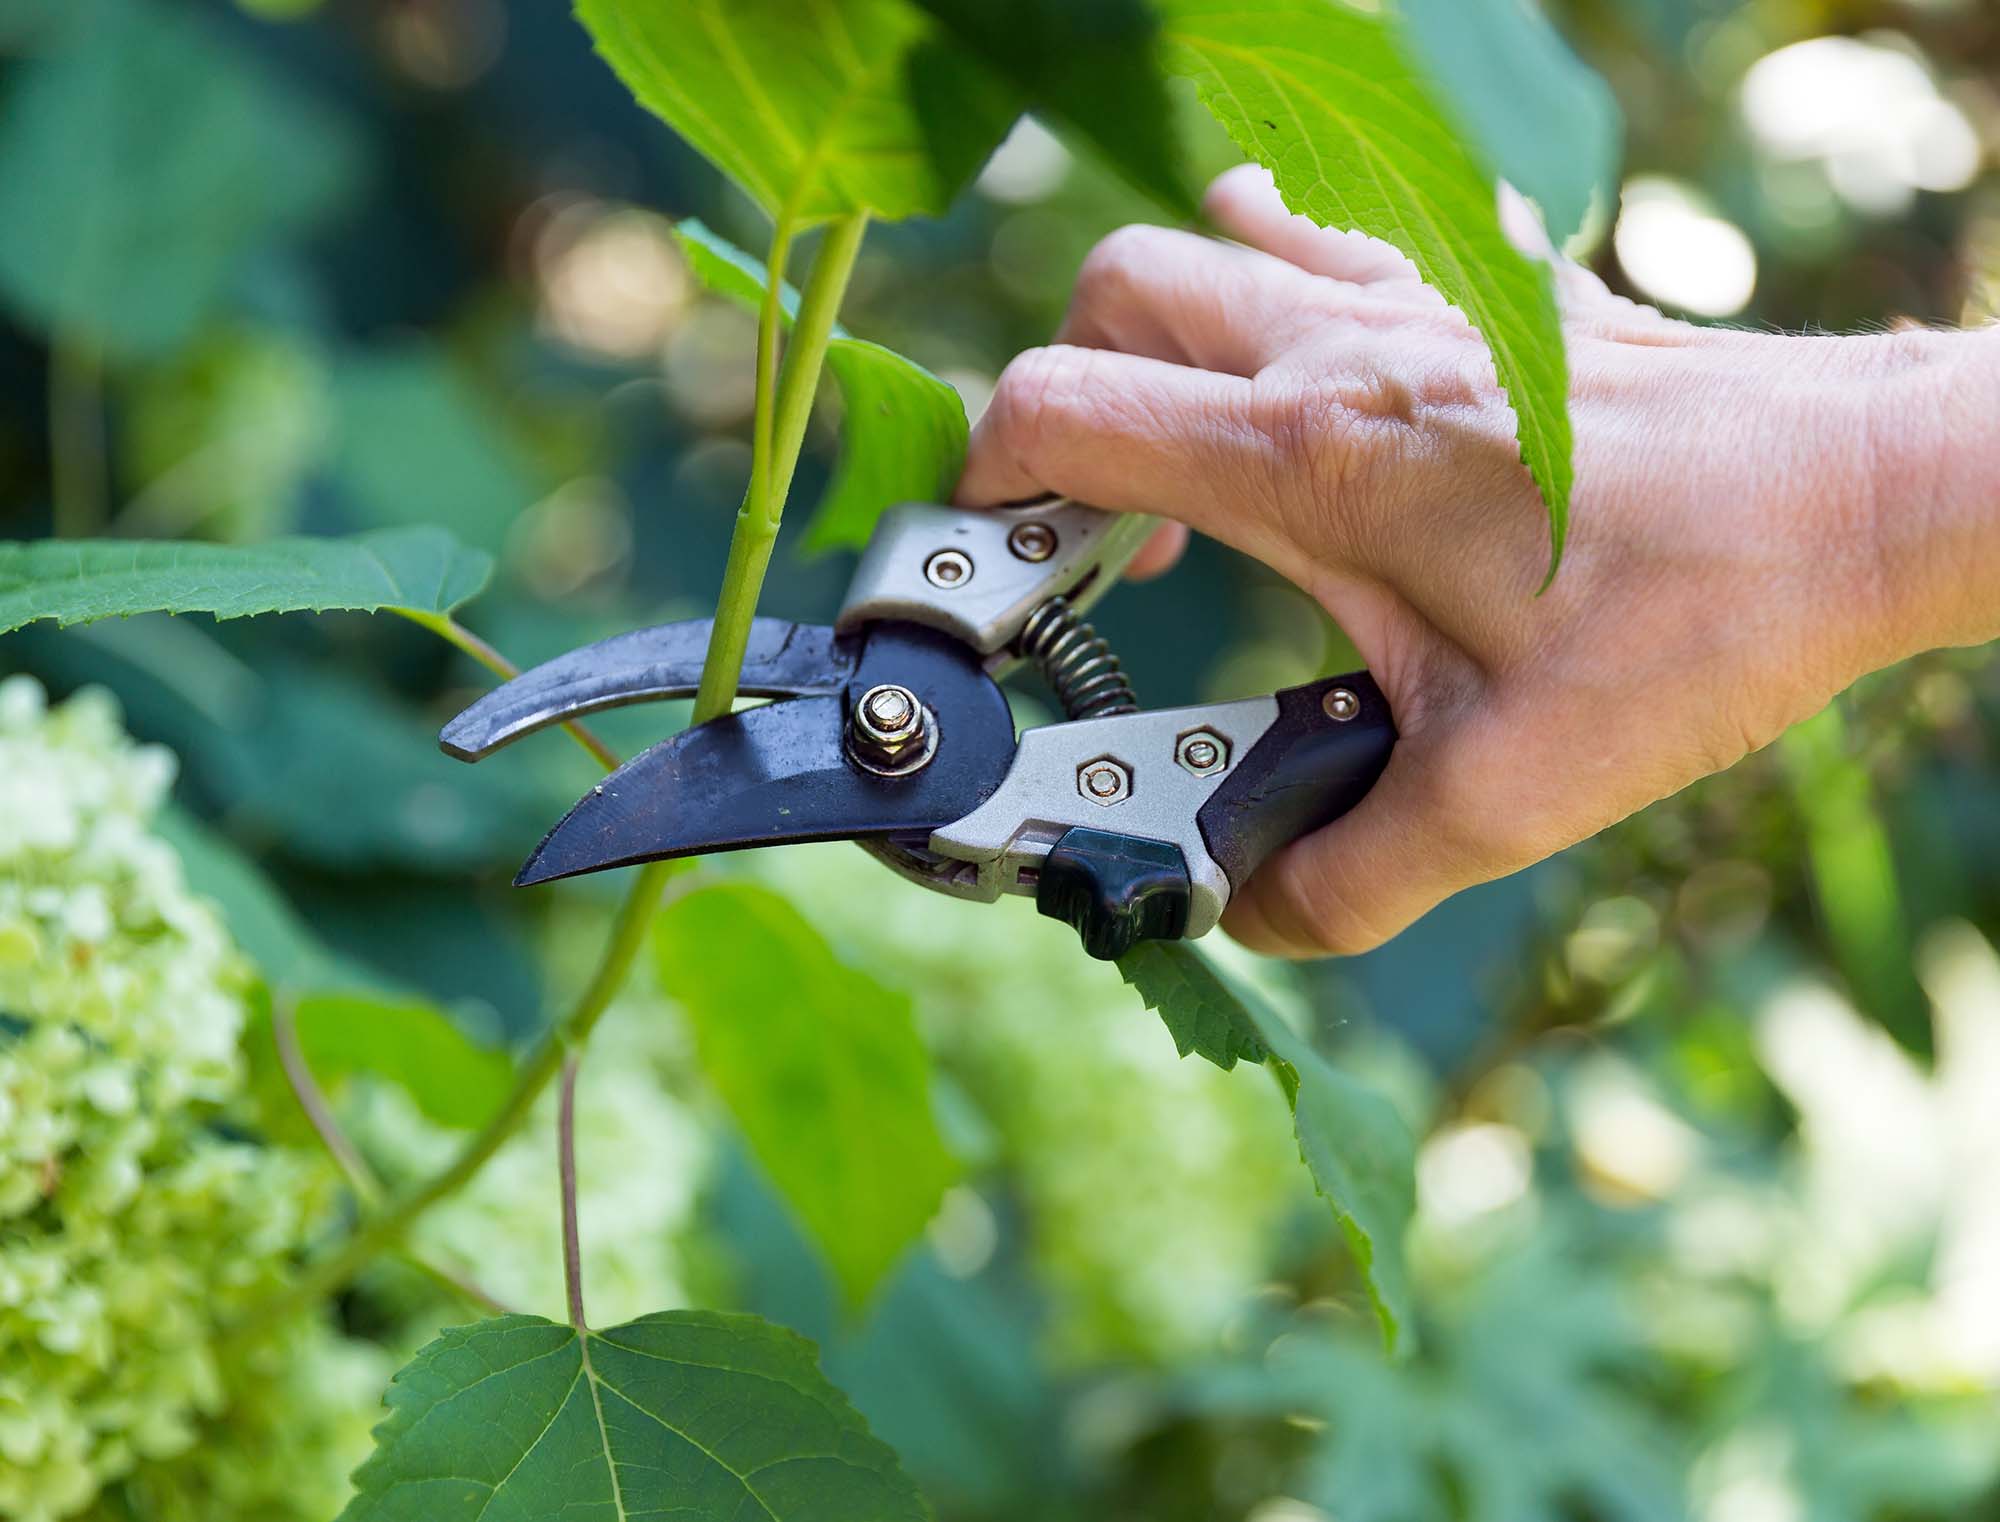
[397,610,621,773]
[692,212,869,723]
[559,1050,587,1331]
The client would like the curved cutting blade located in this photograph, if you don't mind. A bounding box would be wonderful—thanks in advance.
[514,623,1016,885]
[440,618,857,761]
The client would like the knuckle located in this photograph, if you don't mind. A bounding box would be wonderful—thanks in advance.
[988,345,1093,457]
[1075,224,1170,305]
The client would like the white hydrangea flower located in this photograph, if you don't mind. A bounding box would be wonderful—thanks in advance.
[0,679,388,1522]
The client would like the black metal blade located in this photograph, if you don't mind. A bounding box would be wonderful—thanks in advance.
[440,618,856,761]
[514,623,1016,885]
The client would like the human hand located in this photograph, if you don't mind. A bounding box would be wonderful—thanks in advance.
[958,166,1997,957]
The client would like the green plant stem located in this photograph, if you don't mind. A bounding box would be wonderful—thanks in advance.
[692,212,869,723]
[558,1050,586,1330]
[398,609,620,772]
[49,335,107,539]
[228,857,668,1342]
[232,215,870,1344]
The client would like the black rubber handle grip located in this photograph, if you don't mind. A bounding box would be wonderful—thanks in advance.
[1195,671,1396,897]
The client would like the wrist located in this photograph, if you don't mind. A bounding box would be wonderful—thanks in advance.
[1857,325,2000,665]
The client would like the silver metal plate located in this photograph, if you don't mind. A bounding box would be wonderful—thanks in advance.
[836,499,1156,663]
[926,695,1282,938]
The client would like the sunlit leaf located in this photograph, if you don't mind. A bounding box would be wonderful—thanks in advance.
[1395,0,1622,244]
[0,528,492,634]
[0,0,361,358]
[654,882,957,1307]
[909,0,1198,217]
[1156,0,1573,568]
[1116,940,1270,1070]
[339,1311,927,1522]
[1780,702,1928,1056]
[1120,942,1413,1349]
[575,0,1017,226]
[676,220,967,549]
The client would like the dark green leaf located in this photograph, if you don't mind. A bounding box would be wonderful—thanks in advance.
[909,0,1197,217]
[1156,0,1573,568]
[156,805,359,993]
[0,528,492,635]
[676,220,967,549]
[1395,0,1622,244]
[339,1311,927,1522]
[329,344,545,556]
[654,883,957,1307]
[575,0,1017,226]
[1116,940,1271,1070]
[0,0,361,358]
[1122,942,1413,1349]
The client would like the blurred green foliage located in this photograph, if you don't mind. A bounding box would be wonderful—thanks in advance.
[3,0,2000,1519]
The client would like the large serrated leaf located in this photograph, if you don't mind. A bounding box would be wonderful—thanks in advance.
[674,220,968,550]
[1119,942,1414,1350]
[655,883,957,1308]
[1395,0,1621,246]
[1156,0,1573,569]
[339,1311,927,1522]
[0,528,492,635]
[1117,940,1271,1070]
[574,0,1017,227]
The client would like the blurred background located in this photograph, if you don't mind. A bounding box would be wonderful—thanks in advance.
[3,0,1999,1518]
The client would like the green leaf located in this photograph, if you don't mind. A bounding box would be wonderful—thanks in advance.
[1122,943,1413,1349]
[676,220,967,549]
[329,343,546,556]
[281,992,513,1130]
[574,0,1017,226]
[0,0,361,359]
[1780,702,1929,1056]
[909,0,1198,217]
[156,805,359,994]
[1116,940,1271,1070]
[0,527,493,635]
[1395,0,1622,244]
[654,883,957,1308]
[339,1311,927,1522]
[1156,0,1573,568]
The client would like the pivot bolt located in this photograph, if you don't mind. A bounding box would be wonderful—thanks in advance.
[1077,757,1131,806]
[849,683,934,775]
[1322,687,1360,722]
[924,549,974,588]
[1007,522,1057,562]
[1175,728,1230,777]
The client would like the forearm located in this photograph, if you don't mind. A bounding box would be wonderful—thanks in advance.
[1868,324,2000,662]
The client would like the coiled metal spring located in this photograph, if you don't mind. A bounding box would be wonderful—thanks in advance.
[1019,596,1137,720]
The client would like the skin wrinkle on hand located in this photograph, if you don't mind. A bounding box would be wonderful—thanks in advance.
[957,165,2000,959]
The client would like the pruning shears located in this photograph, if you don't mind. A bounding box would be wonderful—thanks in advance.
[439,501,1396,960]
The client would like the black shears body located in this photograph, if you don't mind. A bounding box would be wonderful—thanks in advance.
[442,500,1395,959]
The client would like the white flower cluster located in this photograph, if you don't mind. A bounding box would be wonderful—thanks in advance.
[0,677,384,1522]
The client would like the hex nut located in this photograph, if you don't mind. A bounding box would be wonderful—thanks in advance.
[1175,728,1230,778]
[1077,756,1131,806]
